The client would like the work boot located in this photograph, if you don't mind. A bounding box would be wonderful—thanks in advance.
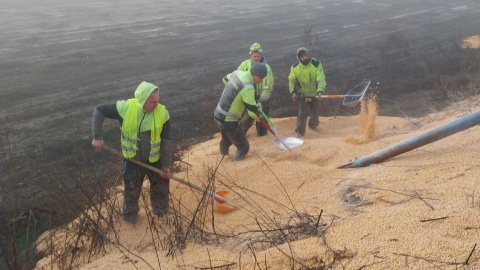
[150,178,170,218]
[296,132,304,138]
[122,181,140,225]
[233,151,246,162]
[122,213,137,224]
[309,126,319,132]
[154,207,169,218]
[152,199,169,217]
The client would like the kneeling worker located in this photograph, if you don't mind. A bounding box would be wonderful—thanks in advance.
[214,63,268,161]
[223,43,274,136]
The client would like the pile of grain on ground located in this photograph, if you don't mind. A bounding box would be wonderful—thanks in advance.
[36,95,480,269]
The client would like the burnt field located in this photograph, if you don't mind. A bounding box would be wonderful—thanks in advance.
[1,0,480,222]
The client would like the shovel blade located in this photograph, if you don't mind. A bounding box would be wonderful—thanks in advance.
[273,137,304,151]
[214,190,228,204]
[342,80,371,107]
[214,200,235,213]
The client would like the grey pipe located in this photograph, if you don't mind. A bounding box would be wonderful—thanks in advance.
[338,109,480,168]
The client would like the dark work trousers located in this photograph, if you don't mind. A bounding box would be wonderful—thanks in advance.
[122,159,170,222]
[296,97,319,136]
[239,105,269,137]
[214,117,250,161]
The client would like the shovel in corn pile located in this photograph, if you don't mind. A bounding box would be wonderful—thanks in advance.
[102,145,234,213]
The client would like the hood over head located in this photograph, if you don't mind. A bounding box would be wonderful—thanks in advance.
[134,81,159,108]
[297,47,311,65]
[249,43,263,55]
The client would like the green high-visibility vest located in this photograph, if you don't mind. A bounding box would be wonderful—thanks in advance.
[120,99,166,162]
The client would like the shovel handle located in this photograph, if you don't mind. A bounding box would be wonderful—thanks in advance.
[300,94,344,100]
[317,95,344,99]
[305,80,370,105]
[101,145,227,203]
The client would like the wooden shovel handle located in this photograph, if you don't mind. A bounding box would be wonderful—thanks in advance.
[101,145,227,203]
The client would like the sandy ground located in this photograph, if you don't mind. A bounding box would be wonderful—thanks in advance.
[34,93,480,269]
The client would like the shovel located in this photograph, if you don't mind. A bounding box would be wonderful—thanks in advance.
[258,109,304,151]
[102,145,230,206]
[302,80,371,107]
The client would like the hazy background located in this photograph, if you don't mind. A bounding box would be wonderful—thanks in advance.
[2,1,480,140]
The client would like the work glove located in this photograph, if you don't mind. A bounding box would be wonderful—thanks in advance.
[258,96,268,105]
[292,93,299,101]
[316,92,325,99]
[256,102,263,111]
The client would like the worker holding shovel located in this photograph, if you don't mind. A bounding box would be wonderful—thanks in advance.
[214,63,268,161]
[91,81,173,224]
[288,47,327,138]
[223,43,274,137]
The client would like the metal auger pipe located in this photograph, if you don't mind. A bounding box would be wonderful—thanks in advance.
[338,109,480,168]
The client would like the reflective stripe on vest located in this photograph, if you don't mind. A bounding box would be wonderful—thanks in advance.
[215,104,241,120]
[120,99,166,162]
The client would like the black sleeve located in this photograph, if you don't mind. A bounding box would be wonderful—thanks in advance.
[96,103,122,122]
[244,102,261,117]
[92,102,122,140]
[160,119,173,169]
[160,119,172,140]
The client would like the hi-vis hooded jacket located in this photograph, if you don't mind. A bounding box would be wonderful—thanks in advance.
[215,70,262,122]
[92,82,172,167]
[118,82,168,162]
[223,56,274,103]
[288,47,326,98]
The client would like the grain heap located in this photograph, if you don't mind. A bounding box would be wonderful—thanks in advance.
[35,93,480,269]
